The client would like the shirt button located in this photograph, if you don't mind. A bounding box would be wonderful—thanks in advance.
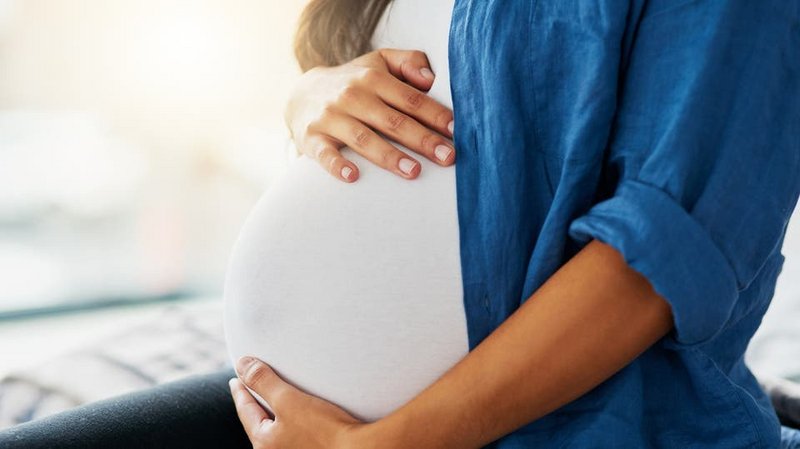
[482,293,490,313]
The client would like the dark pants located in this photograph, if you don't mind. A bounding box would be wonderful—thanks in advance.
[2,368,800,449]
[0,369,249,449]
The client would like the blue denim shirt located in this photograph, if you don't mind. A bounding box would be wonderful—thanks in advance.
[448,1,800,447]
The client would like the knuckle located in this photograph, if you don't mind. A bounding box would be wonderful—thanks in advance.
[313,144,330,162]
[386,113,406,131]
[359,67,381,84]
[304,118,324,137]
[420,133,436,151]
[409,50,427,61]
[435,109,453,128]
[338,85,360,104]
[243,363,269,387]
[327,154,340,171]
[404,91,425,111]
[398,60,411,75]
[362,50,382,63]
[320,103,337,121]
[302,121,317,137]
[353,127,371,148]
[378,150,395,168]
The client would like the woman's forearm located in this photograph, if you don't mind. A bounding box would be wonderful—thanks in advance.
[362,240,674,449]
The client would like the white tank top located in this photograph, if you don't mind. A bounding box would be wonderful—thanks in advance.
[224,0,465,422]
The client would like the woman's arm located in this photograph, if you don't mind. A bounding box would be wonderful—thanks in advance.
[359,240,673,448]
[230,2,798,446]
[230,240,672,449]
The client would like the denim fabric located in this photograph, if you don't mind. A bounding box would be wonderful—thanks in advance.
[449,0,800,447]
[0,369,249,449]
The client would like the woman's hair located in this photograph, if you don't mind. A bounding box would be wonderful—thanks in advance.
[294,0,392,72]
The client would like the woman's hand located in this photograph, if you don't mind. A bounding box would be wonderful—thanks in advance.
[230,357,377,449]
[285,49,456,182]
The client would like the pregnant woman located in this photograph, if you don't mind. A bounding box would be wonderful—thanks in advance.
[2,0,799,448]
[223,0,468,423]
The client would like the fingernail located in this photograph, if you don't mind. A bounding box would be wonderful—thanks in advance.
[434,145,453,163]
[228,378,238,390]
[341,166,353,180]
[236,356,256,374]
[398,158,418,176]
[447,121,454,135]
[420,67,435,81]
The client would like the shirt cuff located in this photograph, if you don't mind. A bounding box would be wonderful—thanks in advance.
[568,179,739,346]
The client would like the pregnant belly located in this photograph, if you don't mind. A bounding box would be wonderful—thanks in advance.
[223,150,469,421]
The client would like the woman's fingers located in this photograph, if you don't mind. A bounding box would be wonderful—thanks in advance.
[346,90,455,166]
[236,357,301,414]
[311,110,422,179]
[377,48,436,92]
[287,48,456,182]
[229,377,273,440]
[373,74,454,139]
[301,134,359,182]
[232,357,366,448]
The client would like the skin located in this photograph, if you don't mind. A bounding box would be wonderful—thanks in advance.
[284,49,456,182]
[231,240,674,448]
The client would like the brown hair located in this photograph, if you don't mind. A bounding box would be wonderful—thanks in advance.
[294,0,393,72]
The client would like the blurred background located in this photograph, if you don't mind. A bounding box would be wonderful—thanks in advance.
[0,0,798,431]
[0,0,309,423]
[0,0,303,316]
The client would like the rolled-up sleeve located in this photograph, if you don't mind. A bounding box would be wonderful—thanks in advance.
[569,0,800,346]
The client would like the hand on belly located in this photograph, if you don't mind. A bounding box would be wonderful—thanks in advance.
[285,49,456,183]
[224,150,468,421]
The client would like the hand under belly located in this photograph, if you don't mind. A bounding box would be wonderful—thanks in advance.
[223,149,468,421]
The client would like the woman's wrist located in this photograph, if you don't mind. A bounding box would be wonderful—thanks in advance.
[348,409,467,449]
[344,415,413,449]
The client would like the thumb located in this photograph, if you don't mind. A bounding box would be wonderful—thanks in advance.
[236,356,298,414]
[377,48,436,91]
